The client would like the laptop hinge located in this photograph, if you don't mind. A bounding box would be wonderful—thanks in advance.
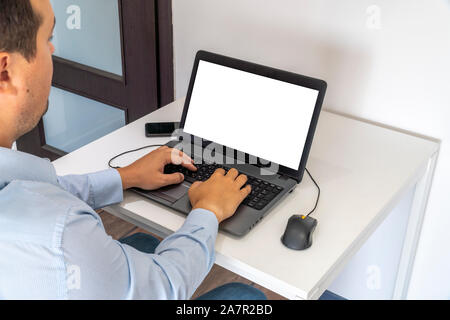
[281,175,302,184]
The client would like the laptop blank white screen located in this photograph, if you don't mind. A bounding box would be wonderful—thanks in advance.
[183,60,319,170]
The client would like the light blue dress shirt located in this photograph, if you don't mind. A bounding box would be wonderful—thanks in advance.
[0,147,218,299]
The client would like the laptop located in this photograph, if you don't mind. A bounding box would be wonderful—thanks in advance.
[132,50,327,237]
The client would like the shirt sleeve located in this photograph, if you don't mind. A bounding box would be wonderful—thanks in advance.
[62,207,218,300]
[57,169,123,210]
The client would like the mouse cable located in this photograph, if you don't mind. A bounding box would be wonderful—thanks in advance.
[304,168,321,218]
[107,144,165,169]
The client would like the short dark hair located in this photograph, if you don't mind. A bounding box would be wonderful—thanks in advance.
[0,0,43,61]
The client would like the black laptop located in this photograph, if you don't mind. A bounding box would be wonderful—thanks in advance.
[132,50,327,237]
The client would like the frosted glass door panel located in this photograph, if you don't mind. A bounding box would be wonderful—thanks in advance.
[44,87,125,153]
[50,0,123,76]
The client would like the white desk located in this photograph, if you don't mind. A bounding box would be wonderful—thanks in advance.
[53,98,439,300]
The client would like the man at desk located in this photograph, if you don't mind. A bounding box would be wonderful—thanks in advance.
[0,0,264,299]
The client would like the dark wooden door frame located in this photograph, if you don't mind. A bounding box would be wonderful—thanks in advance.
[17,0,174,160]
[156,0,174,108]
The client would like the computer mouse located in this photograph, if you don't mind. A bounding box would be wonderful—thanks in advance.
[281,215,318,250]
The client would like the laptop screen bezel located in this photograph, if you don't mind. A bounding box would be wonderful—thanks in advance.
[179,50,327,183]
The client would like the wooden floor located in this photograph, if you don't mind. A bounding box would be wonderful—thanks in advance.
[98,210,286,300]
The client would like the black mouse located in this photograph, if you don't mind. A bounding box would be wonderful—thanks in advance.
[281,215,318,250]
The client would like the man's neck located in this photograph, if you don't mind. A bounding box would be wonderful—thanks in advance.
[0,118,15,148]
[0,131,14,149]
[0,141,13,149]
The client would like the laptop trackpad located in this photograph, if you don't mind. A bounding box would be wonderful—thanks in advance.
[148,182,190,204]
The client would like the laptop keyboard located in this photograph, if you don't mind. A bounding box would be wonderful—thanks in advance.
[164,163,284,211]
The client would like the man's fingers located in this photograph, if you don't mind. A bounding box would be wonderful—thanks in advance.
[180,159,197,171]
[226,168,239,180]
[161,172,184,187]
[168,148,197,171]
[239,185,252,201]
[212,168,226,177]
[234,174,248,188]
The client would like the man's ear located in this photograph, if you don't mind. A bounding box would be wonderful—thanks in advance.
[0,53,14,93]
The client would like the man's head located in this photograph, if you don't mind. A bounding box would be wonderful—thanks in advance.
[0,0,55,148]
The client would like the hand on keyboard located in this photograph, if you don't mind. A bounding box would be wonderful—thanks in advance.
[117,146,197,190]
[165,162,284,211]
[188,168,251,223]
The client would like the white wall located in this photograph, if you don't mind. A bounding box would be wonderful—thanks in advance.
[172,0,450,299]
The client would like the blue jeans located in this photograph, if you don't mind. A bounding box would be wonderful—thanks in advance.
[119,233,343,300]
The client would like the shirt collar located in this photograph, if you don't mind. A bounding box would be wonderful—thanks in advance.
[0,147,58,189]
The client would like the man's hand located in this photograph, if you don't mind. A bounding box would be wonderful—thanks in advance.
[188,168,252,223]
[117,146,197,190]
